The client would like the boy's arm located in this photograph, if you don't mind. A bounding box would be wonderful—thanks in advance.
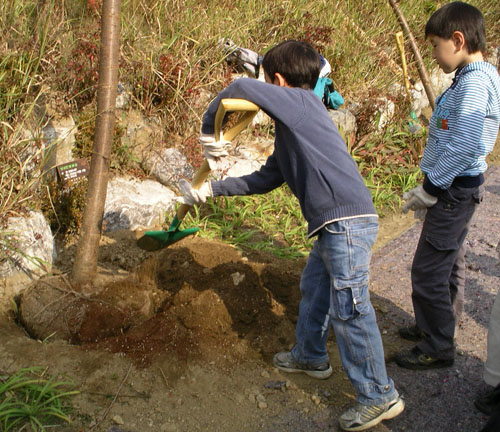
[423,76,488,194]
[201,79,305,134]
[211,152,284,197]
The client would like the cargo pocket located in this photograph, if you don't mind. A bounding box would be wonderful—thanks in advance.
[425,235,459,251]
[332,274,371,320]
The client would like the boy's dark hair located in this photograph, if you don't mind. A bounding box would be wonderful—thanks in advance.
[262,40,321,90]
[425,1,486,53]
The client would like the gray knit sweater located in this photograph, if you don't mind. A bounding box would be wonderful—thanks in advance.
[201,78,376,237]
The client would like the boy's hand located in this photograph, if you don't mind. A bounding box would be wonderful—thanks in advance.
[177,179,213,206]
[200,134,231,169]
[402,185,437,213]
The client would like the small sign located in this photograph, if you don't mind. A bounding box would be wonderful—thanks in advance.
[56,158,89,183]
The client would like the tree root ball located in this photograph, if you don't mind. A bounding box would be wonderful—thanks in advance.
[19,274,163,344]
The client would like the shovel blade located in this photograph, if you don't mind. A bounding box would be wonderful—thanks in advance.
[136,227,200,251]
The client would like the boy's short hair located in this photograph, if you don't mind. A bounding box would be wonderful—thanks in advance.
[425,1,486,53]
[262,40,321,90]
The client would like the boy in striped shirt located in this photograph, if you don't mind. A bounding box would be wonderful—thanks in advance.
[396,1,500,370]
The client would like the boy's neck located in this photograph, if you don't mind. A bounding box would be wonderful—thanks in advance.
[459,51,484,69]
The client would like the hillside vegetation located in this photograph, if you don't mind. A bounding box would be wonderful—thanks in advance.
[1,0,499,254]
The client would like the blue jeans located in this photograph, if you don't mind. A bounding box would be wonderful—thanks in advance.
[291,216,397,405]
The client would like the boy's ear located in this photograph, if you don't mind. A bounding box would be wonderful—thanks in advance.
[273,72,290,87]
[452,31,466,51]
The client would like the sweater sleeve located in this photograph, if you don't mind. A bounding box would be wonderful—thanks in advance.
[211,152,284,197]
[201,78,306,134]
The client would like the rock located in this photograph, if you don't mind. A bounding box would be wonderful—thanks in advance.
[0,211,54,296]
[375,97,396,130]
[210,155,265,180]
[115,82,131,109]
[231,272,245,286]
[103,177,176,231]
[119,109,164,168]
[146,147,194,190]
[328,108,357,138]
[311,394,321,405]
[112,415,125,425]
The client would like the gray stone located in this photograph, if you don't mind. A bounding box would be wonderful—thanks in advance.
[327,108,357,137]
[147,147,195,190]
[103,177,176,232]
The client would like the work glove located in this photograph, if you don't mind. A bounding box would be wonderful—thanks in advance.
[177,179,213,206]
[402,185,438,214]
[200,134,231,170]
[413,208,427,222]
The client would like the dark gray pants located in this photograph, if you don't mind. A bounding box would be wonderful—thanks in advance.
[411,184,483,360]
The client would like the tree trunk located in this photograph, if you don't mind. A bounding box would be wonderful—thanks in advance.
[72,0,121,285]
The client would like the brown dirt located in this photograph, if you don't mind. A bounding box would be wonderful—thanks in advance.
[1,146,499,431]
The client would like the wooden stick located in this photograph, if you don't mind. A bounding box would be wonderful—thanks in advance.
[388,0,436,110]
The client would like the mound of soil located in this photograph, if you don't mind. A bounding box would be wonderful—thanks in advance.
[20,235,304,369]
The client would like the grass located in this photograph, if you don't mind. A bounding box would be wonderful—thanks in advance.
[185,185,314,258]
[0,0,498,257]
[0,367,78,432]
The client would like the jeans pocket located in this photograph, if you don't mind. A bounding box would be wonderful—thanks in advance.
[332,274,371,320]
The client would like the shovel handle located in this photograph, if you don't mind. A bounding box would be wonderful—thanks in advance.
[176,98,260,221]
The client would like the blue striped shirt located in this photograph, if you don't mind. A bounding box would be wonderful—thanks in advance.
[420,61,500,191]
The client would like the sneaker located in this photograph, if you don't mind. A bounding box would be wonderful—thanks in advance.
[395,346,454,370]
[273,351,332,379]
[339,396,405,431]
[398,325,426,342]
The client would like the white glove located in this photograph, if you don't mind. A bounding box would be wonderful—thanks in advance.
[402,185,438,213]
[177,179,213,206]
[413,208,427,221]
[200,134,231,170]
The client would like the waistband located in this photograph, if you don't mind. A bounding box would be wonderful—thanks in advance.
[452,174,484,188]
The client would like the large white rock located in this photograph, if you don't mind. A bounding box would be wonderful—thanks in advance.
[103,177,176,231]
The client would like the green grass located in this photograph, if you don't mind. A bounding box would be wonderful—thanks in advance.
[0,367,78,432]
[184,185,313,258]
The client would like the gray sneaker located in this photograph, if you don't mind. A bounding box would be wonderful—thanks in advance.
[273,351,332,379]
[339,396,405,431]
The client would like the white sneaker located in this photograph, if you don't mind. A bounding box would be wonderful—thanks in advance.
[339,396,405,431]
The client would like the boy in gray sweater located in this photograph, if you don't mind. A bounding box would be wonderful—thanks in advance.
[179,40,403,431]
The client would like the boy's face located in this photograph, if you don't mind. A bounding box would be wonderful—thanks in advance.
[428,33,467,74]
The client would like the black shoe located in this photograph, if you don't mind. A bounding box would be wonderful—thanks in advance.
[398,325,426,342]
[479,408,500,432]
[395,346,454,370]
[475,384,500,415]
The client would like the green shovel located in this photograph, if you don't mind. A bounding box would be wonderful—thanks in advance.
[137,98,260,251]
